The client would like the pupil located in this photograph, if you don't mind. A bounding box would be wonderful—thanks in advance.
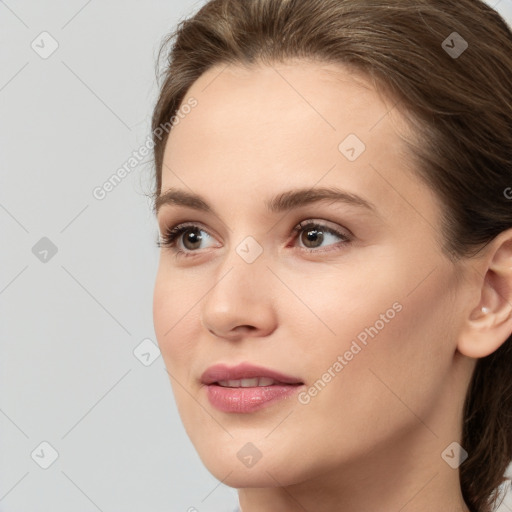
[303,228,324,248]
[184,229,202,249]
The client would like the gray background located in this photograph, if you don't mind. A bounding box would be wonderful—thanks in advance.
[1,0,511,511]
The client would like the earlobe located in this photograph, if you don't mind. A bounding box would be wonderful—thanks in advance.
[457,229,512,360]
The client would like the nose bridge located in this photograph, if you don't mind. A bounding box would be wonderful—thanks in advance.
[199,233,275,336]
[212,233,268,300]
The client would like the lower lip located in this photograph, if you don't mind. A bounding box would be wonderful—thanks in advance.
[206,384,302,413]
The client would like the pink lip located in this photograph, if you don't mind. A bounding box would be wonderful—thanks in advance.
[200,363,303,385]
[201,363,304,413]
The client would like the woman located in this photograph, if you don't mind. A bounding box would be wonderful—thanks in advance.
[150,1,512,510]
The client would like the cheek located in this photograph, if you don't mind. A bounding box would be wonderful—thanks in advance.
[152,265,202,371]
[275,259,406,363]
[285,250,456,393]
[153,267,205,428]
[297,262,459,439]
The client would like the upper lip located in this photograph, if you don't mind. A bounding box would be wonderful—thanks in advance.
[201,363,303,385]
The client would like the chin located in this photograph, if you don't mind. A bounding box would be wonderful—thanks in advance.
[191,438,311,489]
[203,459,299,489]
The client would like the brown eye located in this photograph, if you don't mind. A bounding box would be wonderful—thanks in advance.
[158,223,216,253]
[181,228,203,250]
[293,221,351,252]
[301,227,325,248]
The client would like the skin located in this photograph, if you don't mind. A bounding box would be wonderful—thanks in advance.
[152,60,512,512]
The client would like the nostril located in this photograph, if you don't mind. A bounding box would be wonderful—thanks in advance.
[206,324,257,339]
[237,325,256,332]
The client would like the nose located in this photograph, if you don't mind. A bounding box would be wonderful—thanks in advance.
[199,244,277,341]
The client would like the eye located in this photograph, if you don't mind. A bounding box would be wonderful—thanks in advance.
[157,222,219,257]
[292,220,351,252]
[157,219,352,258]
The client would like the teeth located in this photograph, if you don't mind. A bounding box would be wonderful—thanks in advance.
[239,378,258,387]
[217,377,277,387]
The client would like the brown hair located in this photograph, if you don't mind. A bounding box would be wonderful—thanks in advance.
[150,1,512,510]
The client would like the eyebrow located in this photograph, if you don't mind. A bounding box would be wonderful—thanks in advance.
[155,186,377,216]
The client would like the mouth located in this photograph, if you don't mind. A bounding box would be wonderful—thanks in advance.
[216,377,302,388]
[201,362,303,385]
[201,363,304,413]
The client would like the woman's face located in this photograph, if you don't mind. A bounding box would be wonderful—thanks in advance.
[153,61,475,491]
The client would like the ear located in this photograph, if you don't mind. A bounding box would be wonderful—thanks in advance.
[457,228,512,359]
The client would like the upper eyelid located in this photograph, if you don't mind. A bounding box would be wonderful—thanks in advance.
[162,218,347,234]
[295,220,352,235]
[159,219,212,237]
[163,219,351,245]
[172,221,218,238]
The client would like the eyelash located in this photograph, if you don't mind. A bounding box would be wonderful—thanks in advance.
[157,220,352,258]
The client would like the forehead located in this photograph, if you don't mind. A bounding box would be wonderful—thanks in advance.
[168,60,393,147]
[165,62,399,169]
[160,60,439,228]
